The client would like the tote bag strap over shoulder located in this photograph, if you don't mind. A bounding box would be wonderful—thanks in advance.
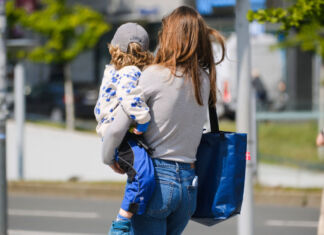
[208,105,219,133]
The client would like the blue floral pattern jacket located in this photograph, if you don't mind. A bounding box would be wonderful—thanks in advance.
[94,65,150,138]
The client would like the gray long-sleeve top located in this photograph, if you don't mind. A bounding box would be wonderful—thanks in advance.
[102,65,210,165]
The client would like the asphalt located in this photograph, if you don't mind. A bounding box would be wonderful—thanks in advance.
[7,166,324,234]
[8,194,321,235]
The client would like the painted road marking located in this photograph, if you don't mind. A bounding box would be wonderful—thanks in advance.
[9,230,104,235]
[9,209,99,219]
[266,220,318,228]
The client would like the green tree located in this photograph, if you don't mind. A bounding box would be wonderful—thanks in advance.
[6,0,110,130]
[247,0,324,58]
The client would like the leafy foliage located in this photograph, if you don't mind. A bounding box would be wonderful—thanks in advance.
[6,0,110,63]
[247,0,324,57]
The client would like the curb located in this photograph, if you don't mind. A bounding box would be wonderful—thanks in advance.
[8,181,125,199]
[8,181,323,207]
[254,190,321,208]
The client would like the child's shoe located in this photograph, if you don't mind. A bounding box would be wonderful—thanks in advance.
[108,220,131,235]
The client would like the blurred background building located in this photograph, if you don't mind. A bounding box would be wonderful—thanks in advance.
[4,0,323,182]
[6,0,318,122]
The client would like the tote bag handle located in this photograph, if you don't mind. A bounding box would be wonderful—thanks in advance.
[208,104,219,133]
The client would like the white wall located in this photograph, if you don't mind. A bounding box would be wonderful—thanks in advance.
[6,120,126,181]
[217,33,284,102]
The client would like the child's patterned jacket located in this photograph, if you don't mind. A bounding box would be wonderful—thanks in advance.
[94,65,150,138]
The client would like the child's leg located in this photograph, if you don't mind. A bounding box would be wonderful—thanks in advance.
[118,208,133,220]
[109,133,155,234]
[108,193,133,234]
[114,136,136,220]
[108,135,135,235]
[120,137,155,215]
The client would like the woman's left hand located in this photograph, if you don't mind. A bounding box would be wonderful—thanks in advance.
[109,161,125,174]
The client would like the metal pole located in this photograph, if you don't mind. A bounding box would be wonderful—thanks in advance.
[14,62,25,179]
[315,53,324,160]
[0,0,8,234]
[251,87,257,174]
[235,0,255,235]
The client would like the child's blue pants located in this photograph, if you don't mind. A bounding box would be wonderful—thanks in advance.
[115,133,155,215]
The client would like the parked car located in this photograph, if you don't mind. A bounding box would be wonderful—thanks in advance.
[26,82,98,121]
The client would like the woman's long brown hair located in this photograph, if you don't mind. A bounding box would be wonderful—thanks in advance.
[154,6,225,105]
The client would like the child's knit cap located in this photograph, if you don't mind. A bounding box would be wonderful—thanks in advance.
[111,22,149,53]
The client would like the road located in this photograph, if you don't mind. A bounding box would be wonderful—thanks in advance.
[8,194,319,235]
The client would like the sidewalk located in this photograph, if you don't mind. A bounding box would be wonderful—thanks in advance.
[6,120,324,188]
[257,163,324,188]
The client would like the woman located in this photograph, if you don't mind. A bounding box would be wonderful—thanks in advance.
[102,6,225,235]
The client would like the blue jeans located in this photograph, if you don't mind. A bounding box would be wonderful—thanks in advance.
[131,158,198,235]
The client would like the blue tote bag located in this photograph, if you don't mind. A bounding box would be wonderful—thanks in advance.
[191,105,247,226]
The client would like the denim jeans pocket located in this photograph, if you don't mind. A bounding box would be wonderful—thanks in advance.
[146,180,174,219]
[187,185,198,217]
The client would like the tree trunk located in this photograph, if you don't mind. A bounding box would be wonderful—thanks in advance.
[63,63,75,130]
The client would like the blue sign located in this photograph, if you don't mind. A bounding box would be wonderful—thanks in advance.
[196,0,266,15]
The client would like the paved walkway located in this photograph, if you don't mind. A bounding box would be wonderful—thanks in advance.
[6,120,324,189]
[258,163,324,188]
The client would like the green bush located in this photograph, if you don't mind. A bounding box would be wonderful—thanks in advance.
[219,120,324,171]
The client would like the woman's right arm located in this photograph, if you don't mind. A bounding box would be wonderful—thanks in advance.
[101,105,131,165]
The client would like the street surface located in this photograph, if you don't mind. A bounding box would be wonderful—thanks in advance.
[8,194,319,235]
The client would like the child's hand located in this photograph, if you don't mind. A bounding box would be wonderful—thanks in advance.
[133,122,149,135]
[133,128,143,135]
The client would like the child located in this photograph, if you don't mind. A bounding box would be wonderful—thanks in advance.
[94,23,155,235]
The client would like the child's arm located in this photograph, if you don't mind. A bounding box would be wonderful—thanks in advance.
[116,66,151,132]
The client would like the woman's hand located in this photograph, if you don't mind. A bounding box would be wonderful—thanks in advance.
[109,161,125,174]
